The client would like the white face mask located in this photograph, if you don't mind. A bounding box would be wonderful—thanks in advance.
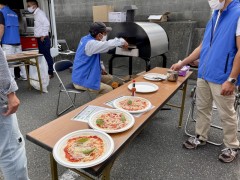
[28,6,36,13]
[101,34,107,42]
[208,0,225,10]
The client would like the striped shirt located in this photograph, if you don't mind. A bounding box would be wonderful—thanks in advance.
[0,46,18,104]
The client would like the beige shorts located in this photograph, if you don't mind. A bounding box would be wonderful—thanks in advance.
[73,74,113,97]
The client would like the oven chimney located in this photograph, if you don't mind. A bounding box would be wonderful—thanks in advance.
[124,5,138,22]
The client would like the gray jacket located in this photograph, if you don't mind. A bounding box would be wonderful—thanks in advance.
[0,47,18,105]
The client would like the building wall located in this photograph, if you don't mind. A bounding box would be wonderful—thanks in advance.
[54,0,210,75]
[54,0,210,27]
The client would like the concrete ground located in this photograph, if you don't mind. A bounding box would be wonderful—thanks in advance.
[1,65,240,180]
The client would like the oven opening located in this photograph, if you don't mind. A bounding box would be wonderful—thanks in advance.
[26,18,34,27]
[121,37,138,49]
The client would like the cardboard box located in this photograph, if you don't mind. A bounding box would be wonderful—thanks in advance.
[108,12,126,22]
[148,12,170,22]
[92,5,114,22]
[115,47,139,57]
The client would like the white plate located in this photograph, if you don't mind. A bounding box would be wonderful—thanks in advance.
[143,73,167,81]
[88,109,135,133]
[113,96,152,114]
[53,129,114,169]
[128,82,159,93]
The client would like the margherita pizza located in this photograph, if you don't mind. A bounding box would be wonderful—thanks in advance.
[64,136,104,163]
[117,98,149,111]
[95,112,129,130]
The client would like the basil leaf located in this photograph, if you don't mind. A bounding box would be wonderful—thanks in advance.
[96,119,104,125]
[82,148,96,155]
[77,137,88,144]
[127,100,132,105]
[121,114,126,122]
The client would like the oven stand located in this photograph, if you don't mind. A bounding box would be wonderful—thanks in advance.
[108,54,167,75]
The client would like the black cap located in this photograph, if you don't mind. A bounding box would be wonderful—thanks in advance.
[89,22,112,36]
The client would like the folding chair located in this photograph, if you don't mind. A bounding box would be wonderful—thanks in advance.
[234,88,240,113]
[184,86,240,146]
[54,60,90,116]
[57,39,76,57]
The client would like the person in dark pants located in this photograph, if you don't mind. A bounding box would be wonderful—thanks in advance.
[36,36,53,77]
[27,0,54,79]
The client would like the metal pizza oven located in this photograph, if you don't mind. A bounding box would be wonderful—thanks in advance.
[108,22,168,58]
[107,22,169,74]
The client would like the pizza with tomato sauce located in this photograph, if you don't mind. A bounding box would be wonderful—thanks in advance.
[94,112,129,130]
[117,98,149,111]
[64,136,104,163]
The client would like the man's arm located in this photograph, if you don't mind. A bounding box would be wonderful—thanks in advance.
[221,36,240,96]
[38,11,50,41]
[0,12,5,40]
[0,24,4,40]
[41,16,50,39]
[3,92,20,116]
[171,43,202,71]
[0,47,19,115]
[85,38,127,56]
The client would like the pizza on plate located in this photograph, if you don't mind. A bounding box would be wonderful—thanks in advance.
[64,135,104,163]
[95,112,129,130]
[117,98,149,111]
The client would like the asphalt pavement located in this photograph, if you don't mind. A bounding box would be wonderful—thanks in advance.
[1,66,240,180]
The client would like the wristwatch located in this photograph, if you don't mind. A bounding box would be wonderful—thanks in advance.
[227,77,237,84]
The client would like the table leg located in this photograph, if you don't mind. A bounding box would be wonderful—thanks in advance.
[178,81,188,128]
[101,161,114,180]
[50,153,58,180]
[24,60,31,90]
[35,57,43,93]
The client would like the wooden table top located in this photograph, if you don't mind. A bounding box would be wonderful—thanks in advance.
[26,67,192,176]
[6,53,42,62]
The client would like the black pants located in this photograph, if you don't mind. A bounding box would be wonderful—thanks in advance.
[37,37,54,75]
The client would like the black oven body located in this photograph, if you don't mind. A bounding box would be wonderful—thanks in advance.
[107,22,169,75]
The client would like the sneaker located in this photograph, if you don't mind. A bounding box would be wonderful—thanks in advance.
[219,148,238,163]
[18,76,27,81]
[183,136,206,149]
